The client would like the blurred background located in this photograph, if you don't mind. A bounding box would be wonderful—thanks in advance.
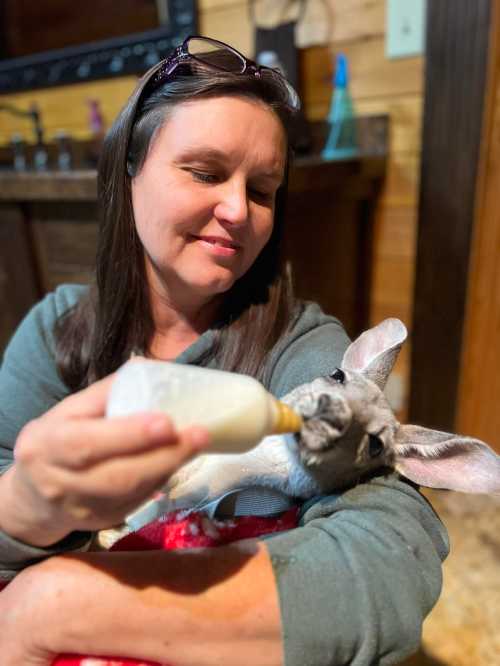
[0,1,499,663]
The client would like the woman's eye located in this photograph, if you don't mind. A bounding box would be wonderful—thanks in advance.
[190,170,219,184]
[330,368,345,384]
[249,188,275,203]
[368,434,384,458]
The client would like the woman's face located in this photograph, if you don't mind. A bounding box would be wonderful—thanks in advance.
[131,95,287,306]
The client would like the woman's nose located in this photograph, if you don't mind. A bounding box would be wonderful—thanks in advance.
[214,182,249,227]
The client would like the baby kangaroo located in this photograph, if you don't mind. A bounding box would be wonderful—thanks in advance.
[115,319,500,527]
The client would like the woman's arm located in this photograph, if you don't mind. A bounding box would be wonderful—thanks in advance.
[0,539,284,666]
[0,475,448,666]
[0,305,211,585]
[266,474,449,666]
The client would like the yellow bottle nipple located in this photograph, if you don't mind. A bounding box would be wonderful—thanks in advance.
[271,398,303,434]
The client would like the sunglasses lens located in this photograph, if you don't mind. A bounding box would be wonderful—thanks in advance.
[187,38,246,73]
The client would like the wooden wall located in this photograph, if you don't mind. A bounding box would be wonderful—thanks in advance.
[457,4,500,451]
[201,0,425,415]
[409,0,492,433]
[0,0,424,414]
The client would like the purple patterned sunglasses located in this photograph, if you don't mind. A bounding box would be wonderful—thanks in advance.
[151,35,300,111]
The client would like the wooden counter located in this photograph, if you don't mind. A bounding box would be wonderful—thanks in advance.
[0,170,97,201]
[0,117,387,352]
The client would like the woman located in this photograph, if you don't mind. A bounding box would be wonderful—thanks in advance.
[0,37,448,665]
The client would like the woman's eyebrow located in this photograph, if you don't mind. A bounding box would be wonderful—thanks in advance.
[175,147,284,181]
[176,147,225,162]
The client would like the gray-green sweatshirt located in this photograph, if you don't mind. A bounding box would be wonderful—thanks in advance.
[0,284,448,665]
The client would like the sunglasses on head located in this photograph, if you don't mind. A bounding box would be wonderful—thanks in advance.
[150,35,300,111]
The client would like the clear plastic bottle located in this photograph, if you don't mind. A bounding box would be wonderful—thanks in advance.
[107,360,303,452]
[55,130,73,171]
[11,133,27,172]
[321,53,358,160]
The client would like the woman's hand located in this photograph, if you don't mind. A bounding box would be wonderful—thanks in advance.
[0,373,210,546]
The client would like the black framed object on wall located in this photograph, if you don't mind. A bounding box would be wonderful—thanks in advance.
[0,0,197,93]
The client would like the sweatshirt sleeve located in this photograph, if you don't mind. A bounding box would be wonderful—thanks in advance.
[0,284,85,473]
[263,474,449,666]
[0,284,93,580]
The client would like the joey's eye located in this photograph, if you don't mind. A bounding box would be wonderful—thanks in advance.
[368,434,384,458]
[330,368,345,384]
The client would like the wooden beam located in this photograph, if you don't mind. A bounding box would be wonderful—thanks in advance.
[456,1,500,451]
[409,0,492,430]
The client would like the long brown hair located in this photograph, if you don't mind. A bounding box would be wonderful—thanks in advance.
[55,53,299,391]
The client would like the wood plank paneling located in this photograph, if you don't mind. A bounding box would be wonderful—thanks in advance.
[327,0,385,40]
[30,202,99,292]
[300,39,423,112]
[372,303,413,330]
[200,0,242,9]
[199,1,252,56]
[372,205,417,259]
[0,0,423,413]
[306,95,422,156]
[0,77,137,144]
[372,255,414,308]
[379,152,420,206]
[410,0,492,432]
[457,8,500,452]
[0,3,422,140]
[199,0,386,47]
[355,96,422,153]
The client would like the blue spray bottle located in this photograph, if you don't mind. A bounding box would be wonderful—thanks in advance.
[321,53,358,160]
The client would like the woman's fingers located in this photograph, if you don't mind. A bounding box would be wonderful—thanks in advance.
[16,414,210,490]
[17,412,180,469]
[87,427,210,492]
[11,372,212,533]
[47,374,116,420]
[46,427,210,526]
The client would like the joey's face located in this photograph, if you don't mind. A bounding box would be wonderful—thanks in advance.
[284,369,398,490]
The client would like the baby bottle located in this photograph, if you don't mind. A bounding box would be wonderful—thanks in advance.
[107,360,303,453]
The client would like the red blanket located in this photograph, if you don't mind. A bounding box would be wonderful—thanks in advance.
[2,507,299,666]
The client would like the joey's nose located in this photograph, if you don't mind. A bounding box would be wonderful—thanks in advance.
[316,394,332,413]
[313,393,351,433]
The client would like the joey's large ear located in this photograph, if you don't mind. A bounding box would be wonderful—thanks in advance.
[394,424,500,494]
[342,318,407,389]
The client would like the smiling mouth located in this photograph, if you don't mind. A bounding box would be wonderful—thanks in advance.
[193,235,240,250]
